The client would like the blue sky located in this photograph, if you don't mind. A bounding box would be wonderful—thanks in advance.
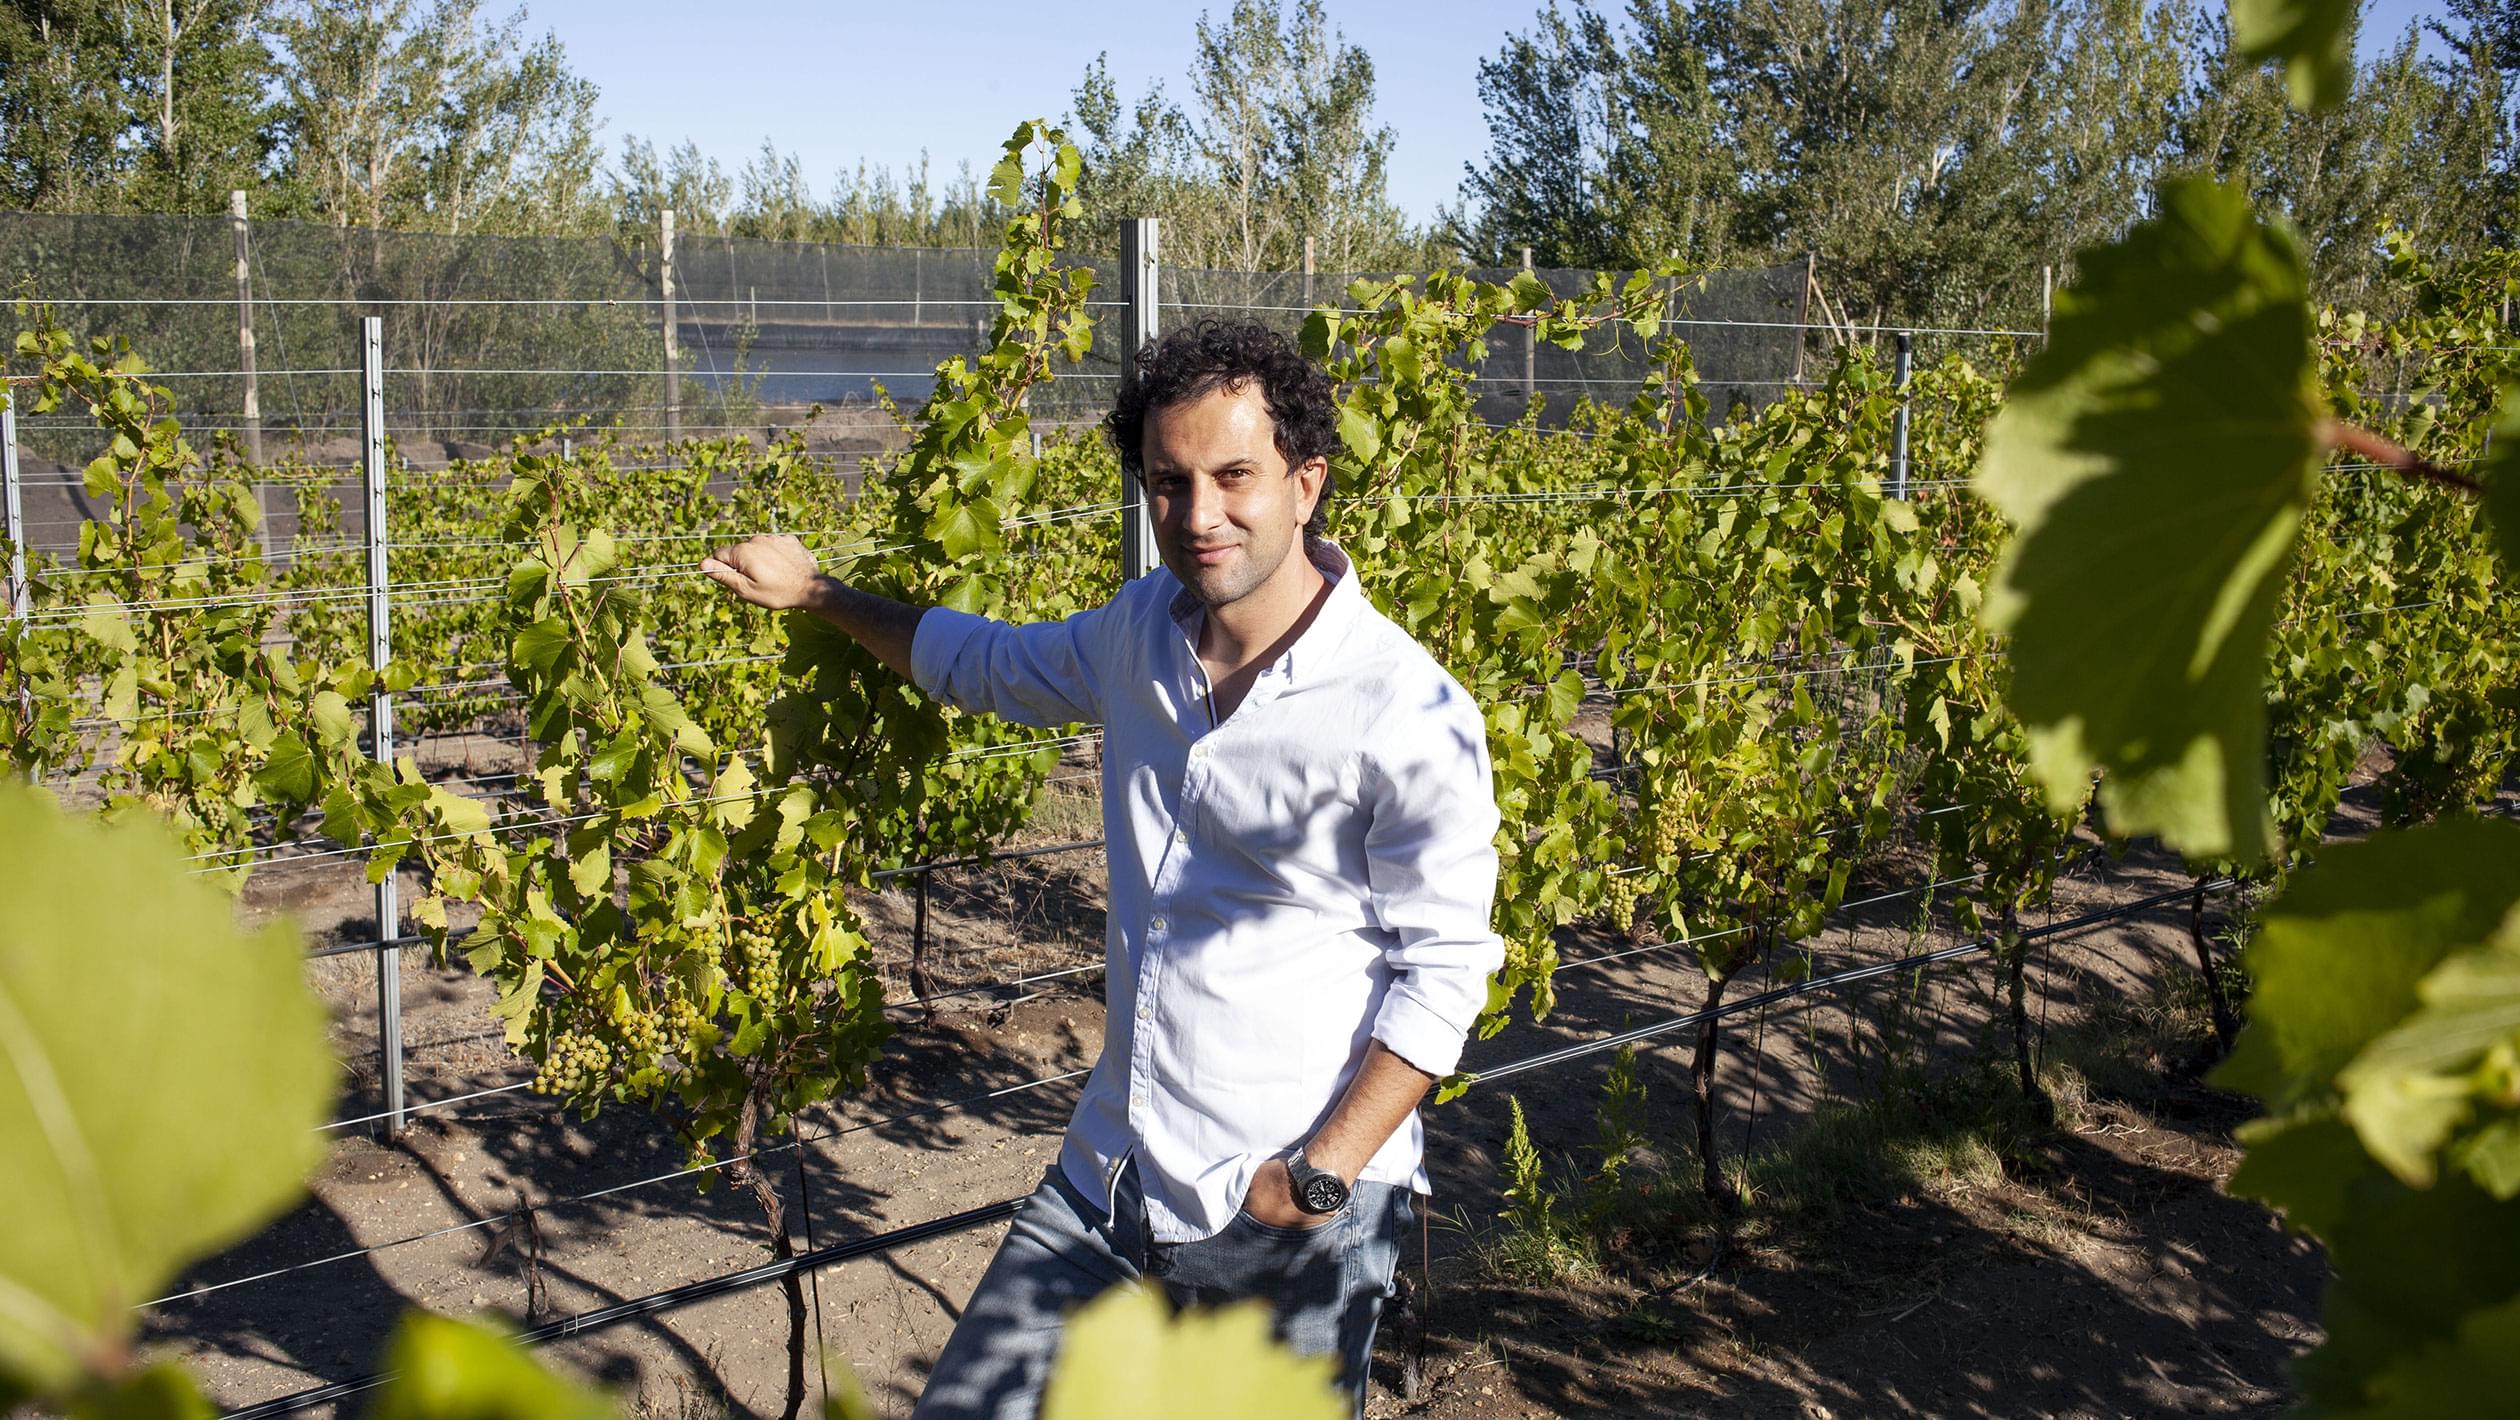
[531,0,2459,228]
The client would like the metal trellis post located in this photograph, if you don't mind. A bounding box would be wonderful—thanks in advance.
[362,315,405,1139]
[2,390,23,750]
[1890,331,1913,500]
[230,190,267,554]
[1792,251,1817,386]
[1522,246,1537,407]
[1118,218,1162,584]
[3,391,24,621]
[662,207,681,445]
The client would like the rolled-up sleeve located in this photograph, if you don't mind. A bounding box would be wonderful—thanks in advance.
[910,604,1107,728]
[1360,678,1504,1078]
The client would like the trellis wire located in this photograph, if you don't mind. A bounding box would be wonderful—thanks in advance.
[210,872,2233,1419]
[167,847,2168,1319]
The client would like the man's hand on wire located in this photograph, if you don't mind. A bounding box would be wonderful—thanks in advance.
[703,535,925,682]
[701,534,827,611]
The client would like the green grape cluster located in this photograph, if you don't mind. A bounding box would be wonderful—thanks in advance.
[532,1028,612,1096]
[660,990,704,1049]
[1600,870,1648,941]
[1647,797,1684,861]
[617,998,666,1059]
[733,922,781,998]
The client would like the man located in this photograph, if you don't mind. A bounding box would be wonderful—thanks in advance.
[701,320,1501,1419]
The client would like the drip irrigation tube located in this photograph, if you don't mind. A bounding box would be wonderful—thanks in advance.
[217,1199,1024,1420]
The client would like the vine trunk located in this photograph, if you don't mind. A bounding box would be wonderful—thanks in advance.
[1998,904,2053,1123]
[2187,879,2239,1053]
[731,1088,808,1420]
[1691,967,1735,1209]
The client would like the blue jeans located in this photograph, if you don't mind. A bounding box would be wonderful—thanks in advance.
[910,1157,1413,1420]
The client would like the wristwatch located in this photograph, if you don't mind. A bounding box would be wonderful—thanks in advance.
[1286,1148,1350,1216]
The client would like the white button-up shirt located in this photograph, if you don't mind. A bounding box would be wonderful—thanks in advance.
[910,540,1503,1243]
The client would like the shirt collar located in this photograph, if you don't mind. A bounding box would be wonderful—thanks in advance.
[1167,538,1364,688]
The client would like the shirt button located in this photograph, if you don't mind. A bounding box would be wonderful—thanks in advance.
[1136,1002,1152,1023]
[1173,827,1189,845]
[1149,914,1168,932]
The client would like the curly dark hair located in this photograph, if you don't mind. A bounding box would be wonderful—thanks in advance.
[1104,318,1340,539]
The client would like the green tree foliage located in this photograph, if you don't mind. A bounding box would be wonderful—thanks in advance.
[609,137,733,239]
[0,0,606,229]
[1062,0,1426,269]
[0,0,278,212]
[2179,11,2509,310]
[1600,0,1736,268]
[607,134,1013,248]
[269,0,606,234]
[1459,0,2515,326]
[1451,1,1632,269]
[1066,51,1198,256]
[1461,0,2192,325]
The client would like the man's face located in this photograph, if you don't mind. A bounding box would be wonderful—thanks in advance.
[1140,381,1325,608]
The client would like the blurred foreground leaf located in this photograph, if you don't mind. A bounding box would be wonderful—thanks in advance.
[1040,1284,1345,1420]
[2481,391,2520,575]
[2215,818,2520,1415]
[1976,177,2319,862]
[2231,0,2358,112]
[367,1315,613,1420]
[0,784,334,1400]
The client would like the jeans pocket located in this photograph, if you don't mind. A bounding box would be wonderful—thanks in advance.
[1231,1202,1349,1243]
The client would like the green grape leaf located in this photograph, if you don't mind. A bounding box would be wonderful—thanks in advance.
[1975,177,2318,862]
[366,1314,613,1420]
[987,151,1026,207]
[2231,0,2357,113]
[2219,820,2520,1247]
[2339,1291,2520,1418]
[79,603,136,656]
[0,785,333,1399]
[1039,1284,1344,1420]
[429,786,492,838]
[2227,1112,2380,1239]
[2481,389,2520,575]
[1337,403,1381,464]
[2295,1167,2520,1415]
[63,1362,214,1420]
[250,731,319,804]
[928,501,995,561]
[2337,905,2520,1192]
[514,618,571,679]
[2219,818,2520,1111]
[1540,670,1585,727]
[310,690,356,747]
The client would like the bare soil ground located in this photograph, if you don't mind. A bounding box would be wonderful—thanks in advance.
[1381,1036,2322,1419]
[137,725,2464,1420]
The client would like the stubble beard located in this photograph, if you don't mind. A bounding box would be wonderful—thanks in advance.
[1170,520,1297,609]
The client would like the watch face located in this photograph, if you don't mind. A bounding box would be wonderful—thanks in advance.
[1302,1174,1346,1213]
